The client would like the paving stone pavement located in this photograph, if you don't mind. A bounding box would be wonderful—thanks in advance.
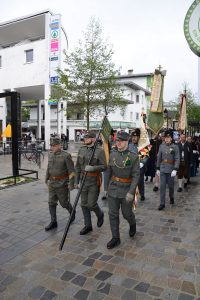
[0,150,200,299]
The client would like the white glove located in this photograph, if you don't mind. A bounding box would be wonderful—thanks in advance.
[85,165,96,172]
[193,150,197,154]
[156,170,160,176]
[171,170,177,177]
[125,192,133,202]
[140,162,144,168]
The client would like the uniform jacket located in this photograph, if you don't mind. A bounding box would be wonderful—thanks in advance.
[75,145,107,187]
[45,150,75,188]
[107,148,140,198]
[157,143,180,173]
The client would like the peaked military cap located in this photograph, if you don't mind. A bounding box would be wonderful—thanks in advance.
[164,130,173,138]
[116,131,129,141]
[84,131,96,139]
[131,128,141,137]
[50,136,61,145]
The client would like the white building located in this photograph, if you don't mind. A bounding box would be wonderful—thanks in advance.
[0,10,68,147]
[0,10,152,144]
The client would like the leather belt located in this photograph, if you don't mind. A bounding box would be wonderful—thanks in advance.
[50,173,69,180]
[112,176,132,183]
[85,172,102,187]
[86,172,99,176]
[162,160,174,164]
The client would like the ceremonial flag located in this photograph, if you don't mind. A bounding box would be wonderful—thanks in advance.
[138,115,150,151]
[101,116,112,163]
[177,93,187,131]
[147,68,166,134]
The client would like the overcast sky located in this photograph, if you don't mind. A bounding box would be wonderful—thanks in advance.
[1,0,198,102]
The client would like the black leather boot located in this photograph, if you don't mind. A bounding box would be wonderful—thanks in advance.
[68,204,76,224]
[80,226,93,235]
[107,238,120,249]
[97,212,104,227]
[45,205,57,231]
[158,204,165,211]
[129,223,136,237]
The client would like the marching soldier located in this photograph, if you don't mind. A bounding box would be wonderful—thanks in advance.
[75,131,107,235]
[106,131,140,249]
[156,131,180,210]
[45,137,75,231]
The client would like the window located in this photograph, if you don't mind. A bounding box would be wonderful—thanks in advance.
[136,112,139,120]
[136,95,139,103]
[130,112,133,121]
[0,56,2,68]
[25,49,33,63]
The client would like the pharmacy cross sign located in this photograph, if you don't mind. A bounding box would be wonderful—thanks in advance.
[51,30,58,39]
[184,0,200,56]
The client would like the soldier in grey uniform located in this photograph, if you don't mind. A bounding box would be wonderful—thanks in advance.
[106,131,140,249]
[75,131,107,235]
[45,137,75,231]
[156,131,180,210]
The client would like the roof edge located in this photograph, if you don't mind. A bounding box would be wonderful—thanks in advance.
[0,9,54,27]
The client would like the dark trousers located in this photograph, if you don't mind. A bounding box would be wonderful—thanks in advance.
[160,173,174,205]
[138,166,145,198]
[108,195,136,238]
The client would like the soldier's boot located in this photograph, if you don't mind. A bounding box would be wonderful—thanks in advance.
[129,223,136,237]
[80,207,93,235]
[107,238,120,249]
[93,206,104,228]
[45,205,57,231]
[68,203,76,224]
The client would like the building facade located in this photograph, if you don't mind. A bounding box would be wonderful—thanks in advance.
[0,11,152,144]
[0,10,67,147]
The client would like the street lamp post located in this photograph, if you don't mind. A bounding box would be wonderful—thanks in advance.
[164,108,169,129]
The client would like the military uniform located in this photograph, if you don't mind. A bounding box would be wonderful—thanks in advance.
[107,131,140,249]
[157,131,180,210]
[75,131,107,235]
[45,137,75,231]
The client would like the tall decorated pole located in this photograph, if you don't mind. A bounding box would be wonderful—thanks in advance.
[147,66,166,134]
[177,91,187,133]
[184,0,200,102]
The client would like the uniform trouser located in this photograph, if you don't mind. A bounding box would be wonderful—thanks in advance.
[160,173,175,205]
[48,185,72,212]
[81,184,102,227]
[108,195,136,238]
[138,166,145,197]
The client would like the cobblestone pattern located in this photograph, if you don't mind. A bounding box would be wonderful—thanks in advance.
[0,153,200,299]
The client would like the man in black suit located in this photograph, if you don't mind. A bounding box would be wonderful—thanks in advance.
[177,134,193,192]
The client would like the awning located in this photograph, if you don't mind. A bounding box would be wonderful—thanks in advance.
[1,124,12,137]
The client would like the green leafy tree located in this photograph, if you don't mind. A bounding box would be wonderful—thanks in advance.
[53,18,127,129]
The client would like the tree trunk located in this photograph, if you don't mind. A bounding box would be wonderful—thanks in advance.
[86,105,90,130]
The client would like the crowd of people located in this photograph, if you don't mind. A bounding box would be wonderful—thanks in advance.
[44,128,200,249]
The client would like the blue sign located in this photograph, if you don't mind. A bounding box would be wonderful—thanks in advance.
[50,57,58,61]
[50,76,59,84]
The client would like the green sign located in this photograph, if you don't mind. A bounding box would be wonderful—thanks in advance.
[101,117,112,142]
[48,99,58,105]
[184,0,200,56]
